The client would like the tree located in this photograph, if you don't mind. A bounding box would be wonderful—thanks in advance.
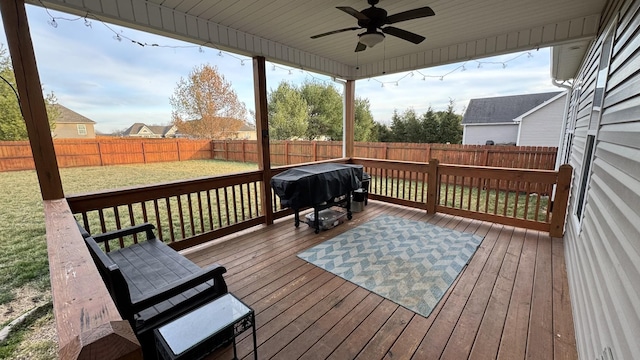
[300,81,342,140]
[437,99,463,144]
[354,98,376,142]
[170,64,247,139]
[0,44,58,141]
[268,82,308,140]
[420,107,440,143]
[389,110,406,142]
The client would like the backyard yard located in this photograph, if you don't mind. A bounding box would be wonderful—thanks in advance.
[0,160,257,359]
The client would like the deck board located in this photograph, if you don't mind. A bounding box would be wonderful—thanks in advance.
[183,201,577,360]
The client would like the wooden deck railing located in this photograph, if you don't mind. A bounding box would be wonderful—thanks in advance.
[67,170,266,251]
[351,158,572,237]
[49,157,571,359]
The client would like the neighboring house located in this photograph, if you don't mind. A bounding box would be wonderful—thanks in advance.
[51,104,96,139]
[461,92,563,145]
[123,123,177,138]
[515,92,568,146]
[226,122,256,140]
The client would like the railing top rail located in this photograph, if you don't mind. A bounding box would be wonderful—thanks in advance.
[67,170,263,213]
[45,199,141,359]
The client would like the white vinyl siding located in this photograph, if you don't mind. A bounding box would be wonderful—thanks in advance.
[517,95,567,146]
[563,1,640,360]
[461,123,518,145]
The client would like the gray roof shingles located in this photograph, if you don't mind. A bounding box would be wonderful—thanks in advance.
[462,92,562,125]
[53,104,96,124]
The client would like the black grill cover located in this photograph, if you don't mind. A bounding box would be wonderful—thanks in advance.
[271,163,363,209]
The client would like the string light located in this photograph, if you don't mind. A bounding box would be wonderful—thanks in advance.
[39,0,535,90]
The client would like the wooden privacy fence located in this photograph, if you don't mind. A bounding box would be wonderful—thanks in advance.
[213,140,558,169]
[0,138,213,171]
[0,139,556,172]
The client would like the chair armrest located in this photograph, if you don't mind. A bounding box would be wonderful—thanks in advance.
[130,264,227,313]
[93,223,156,243]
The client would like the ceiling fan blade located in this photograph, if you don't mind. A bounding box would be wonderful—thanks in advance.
[382,26,426,44]
[311,27,361,39]
[386,6,435,24]
[336,6,370,21]
[355,42,367,52]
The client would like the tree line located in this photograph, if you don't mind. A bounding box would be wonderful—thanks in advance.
[376,102,463,144]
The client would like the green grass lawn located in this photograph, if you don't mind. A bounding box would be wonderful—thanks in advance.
[0,159,257,359]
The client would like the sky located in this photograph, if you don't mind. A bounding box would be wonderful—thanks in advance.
[0,5,562,134]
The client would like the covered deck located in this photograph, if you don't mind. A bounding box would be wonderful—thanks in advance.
[184,200,576,360]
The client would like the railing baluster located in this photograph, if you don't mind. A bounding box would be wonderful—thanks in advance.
[240,184,246,221]
[253,182,260,216]
[197,191,205,233]
[141,201,148,223]
[206,190,214,230]
[127,204,138,244]
[215,188,223,228]
[186,193,195,236]
[444,174,450,207]
[232,185,239,224]
[223,187,230,226]
[177,195,186,239]
[513,181,521,218]
[523,182,531,220]
[502,181,510,217]
[81,212,90,234]
[166,197,175,243]
[152,200,162,240]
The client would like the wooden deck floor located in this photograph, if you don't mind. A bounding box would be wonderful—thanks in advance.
[183,200,577,360]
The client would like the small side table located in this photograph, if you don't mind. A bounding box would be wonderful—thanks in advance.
[154,293,257,360]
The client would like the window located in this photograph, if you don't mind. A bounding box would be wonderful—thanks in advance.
[77,124,87,136]
[574,24,614,223]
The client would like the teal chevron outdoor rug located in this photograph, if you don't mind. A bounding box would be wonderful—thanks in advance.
[298,215,484,318]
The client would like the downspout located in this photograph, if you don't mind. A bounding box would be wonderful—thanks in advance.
[332,77,348,157]
[551,79,573,211]
[552,79,573,170]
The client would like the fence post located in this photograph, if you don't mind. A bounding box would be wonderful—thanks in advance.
[549,164,572,238]
[176,140,181,161]
[426,159,439,213]
[313,141,317,162]
[285,141,290,165]
[425,144,431,163]
[224,140,229,160]
[482,149,489,166]
[384,143,388,160]
[241,140,246,162]
[97,141,104,166]
[141,142,147,164]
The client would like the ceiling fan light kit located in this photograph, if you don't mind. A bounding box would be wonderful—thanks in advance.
[359,32,385,47]
[310,0,435,52]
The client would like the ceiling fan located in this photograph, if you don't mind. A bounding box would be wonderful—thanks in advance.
[310,0,435,52]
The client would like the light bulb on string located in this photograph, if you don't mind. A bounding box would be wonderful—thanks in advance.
[48,18,58,28]
[84,18,92,28]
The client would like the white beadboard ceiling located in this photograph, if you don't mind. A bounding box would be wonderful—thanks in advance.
[34,0,607,80]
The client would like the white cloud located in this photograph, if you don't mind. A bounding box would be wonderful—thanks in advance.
[1,6,563,133]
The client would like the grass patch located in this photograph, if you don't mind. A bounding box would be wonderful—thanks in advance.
[0,302,55,359]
